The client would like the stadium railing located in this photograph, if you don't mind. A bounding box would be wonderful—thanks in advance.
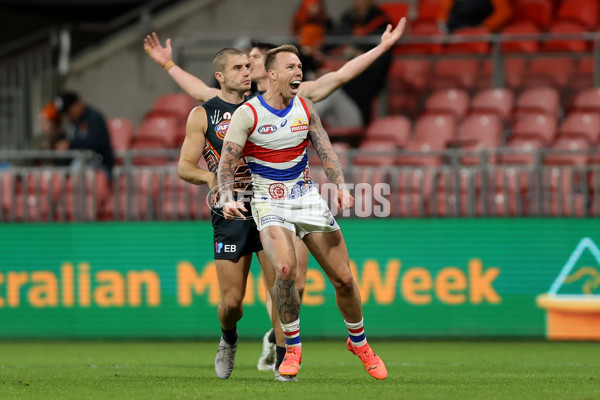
[1,148,599,222]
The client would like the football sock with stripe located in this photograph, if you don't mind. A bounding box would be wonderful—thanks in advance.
[281,319,301,347]
[345,318,367,347]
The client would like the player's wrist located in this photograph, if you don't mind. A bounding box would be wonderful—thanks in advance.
[162,60,176,71]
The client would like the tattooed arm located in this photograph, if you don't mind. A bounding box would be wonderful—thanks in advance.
[217,106,252,219]
[305,98,355,210]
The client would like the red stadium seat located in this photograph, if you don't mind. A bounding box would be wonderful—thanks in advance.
[364,116,412,147]
[424,88,470,119]
[145,93,195,122]
[500,137,545,164]
[136,115,179,148]
[526,58,575,90]
[471,88,514,121]
[397,139,446,166]
[515,87,560,116]
[417,0,443,21]
[354,140,397,166]
[572,88,600,113]
[511,113,558,145]
[544,137,590,166]
[501,21,541,53]
[107,118,134,152]
[388,59,432,91]
[544,21,589,52]
[445,26,491,54]
[399,19,444,54]
[559,112,600,145]
[430,59,479,90]
[504,58,528,90]
[556,0,599,29]
[379,2,409,23]
[512,0,553,29]
[414,114,457,147]
[456,114,503,165]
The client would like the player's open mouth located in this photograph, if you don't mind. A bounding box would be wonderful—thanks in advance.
[290,80,301,90]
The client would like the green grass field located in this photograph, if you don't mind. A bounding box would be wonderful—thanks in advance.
[0,340,598,400]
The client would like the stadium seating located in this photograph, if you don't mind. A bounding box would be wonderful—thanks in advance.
[572,88,600,113]
[445,26,491,54]
[500,137,545,164]
[511,113,558,145]
[424,89,469,119]
[430,59,479,90]
[526,58,575,90]
[515,87,560,116]
[544,137,590,166]
[544,21,589,52]
[470,88,514,122]
[107,118,134,152]
[414,114,457,147]
[512,0,553,30]
[555,0,599,30]
[558,112,600,144]
[364,116,412,147]
[144,92,195,122]
[456,114,503,164]
[353,140,397,166]
[501,21,541,53]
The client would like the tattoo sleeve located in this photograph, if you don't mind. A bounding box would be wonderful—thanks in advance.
[273,277,301,324]
[306,99,346,187]
[217,141,244,202]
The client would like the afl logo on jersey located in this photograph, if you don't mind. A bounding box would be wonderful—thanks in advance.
[215,121,229,139]
[258,124,277,134]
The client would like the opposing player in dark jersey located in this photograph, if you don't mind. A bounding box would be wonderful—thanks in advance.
[178,47,291,382]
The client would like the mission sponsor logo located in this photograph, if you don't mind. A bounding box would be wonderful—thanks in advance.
[290,118,308,133]
[258,124,277,134]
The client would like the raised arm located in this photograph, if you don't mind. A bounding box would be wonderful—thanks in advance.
[305,98,354,210]
[298,17,406,103]
[178,106,217,189]
[144,32,220,102]
[217,106,252,219]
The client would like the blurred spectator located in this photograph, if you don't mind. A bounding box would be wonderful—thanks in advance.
[337,0,393,126]
[30,102,65,151]
[54,91,115,179]
[438,0,513,33]
[291,0,333,80]
[292,0,333,49]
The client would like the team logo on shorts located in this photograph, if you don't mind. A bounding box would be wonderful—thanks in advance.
[269,183,289,199]
[303,167,312,182]
[258,124,277,134]
[290,118,308,133]
[215,121,229,139]
[323,210,335,226]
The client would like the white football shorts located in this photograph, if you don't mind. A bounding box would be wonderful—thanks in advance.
[251,186,339,238]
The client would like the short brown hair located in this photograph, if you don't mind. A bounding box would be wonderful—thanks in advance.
[264,45,300,73]
[213,48,246,73]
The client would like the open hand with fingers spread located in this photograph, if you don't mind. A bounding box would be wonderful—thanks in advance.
[380,17,407,50]
[143,32,173,67]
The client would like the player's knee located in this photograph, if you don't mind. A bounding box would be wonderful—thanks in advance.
[275,262,296,281]
[330,270,355,294]
[222,292,244,312]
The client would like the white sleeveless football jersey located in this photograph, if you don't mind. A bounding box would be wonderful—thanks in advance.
[240,95,313,200]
